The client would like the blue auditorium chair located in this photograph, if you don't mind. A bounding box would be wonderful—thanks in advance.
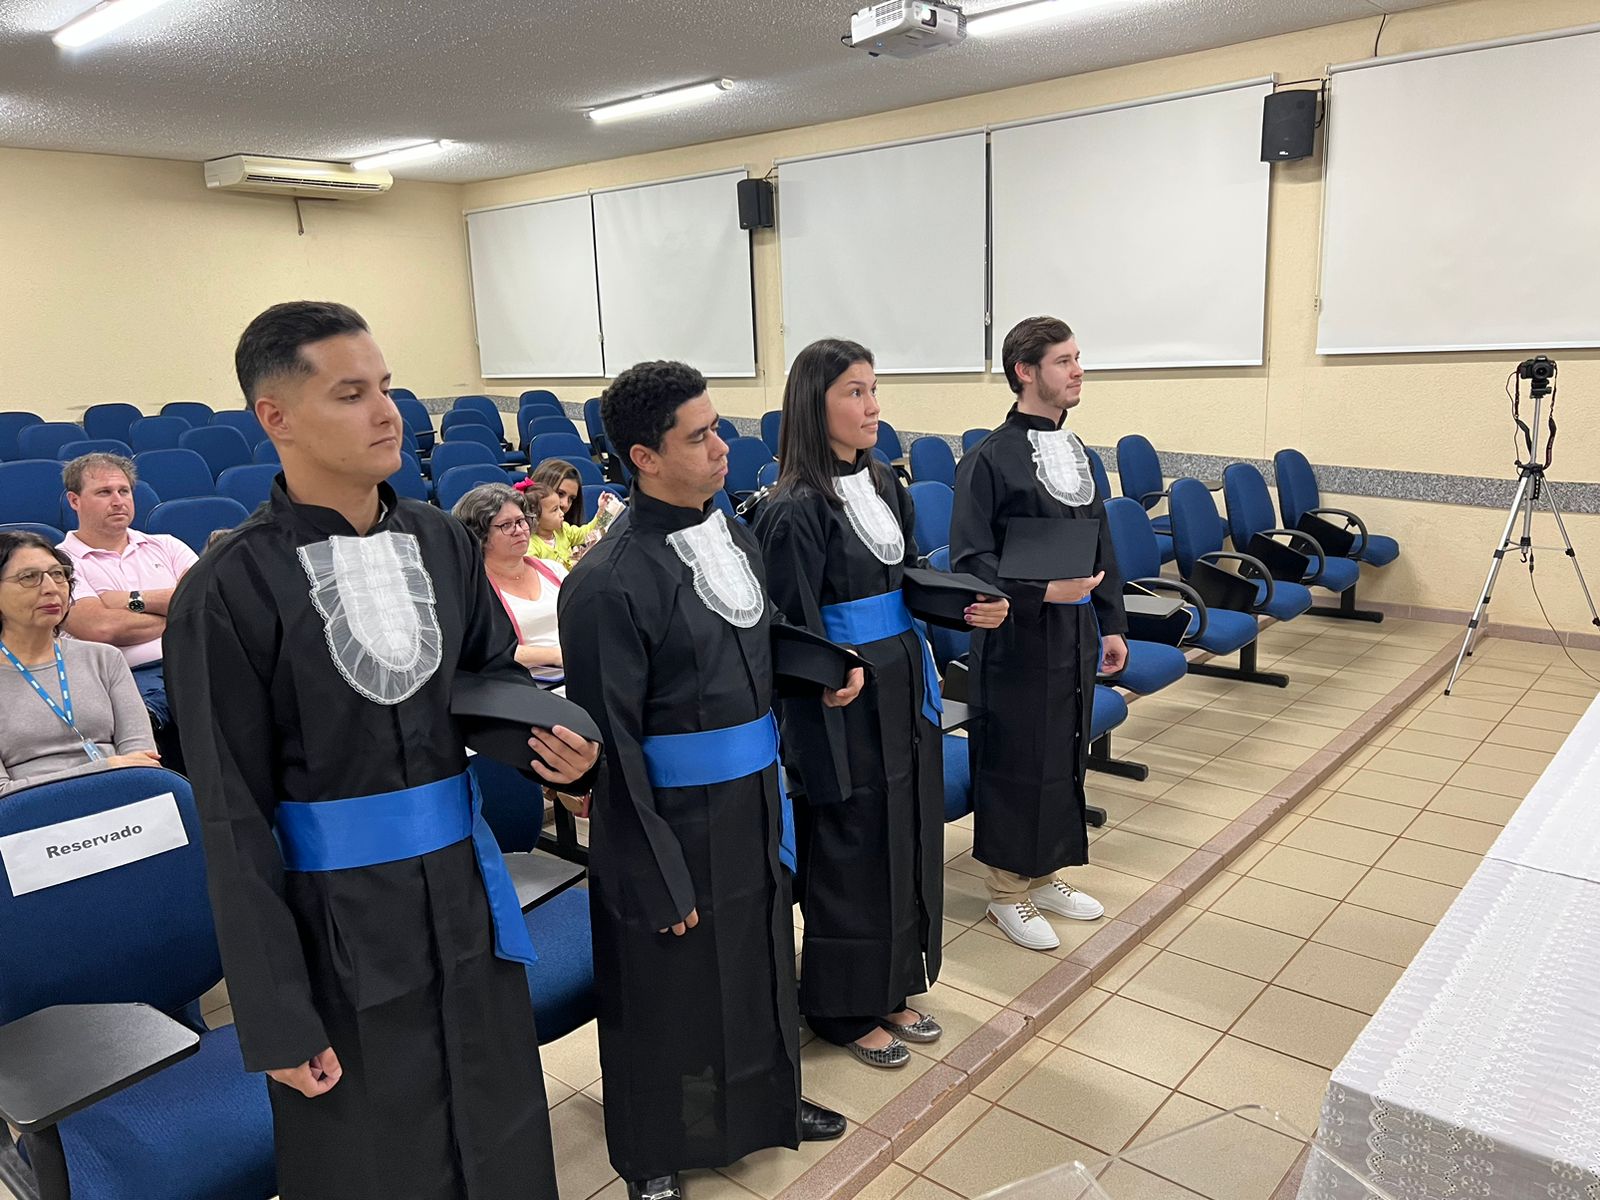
[0,767,276,1200]
[436,464,509,511]
[724,437,774,502]
[18,423,84,461]
[1224,462,1374,622]
[215,464,280,511]
[388,453,430,503]
[0,462,71,527]
[517,406,558,454]
[453,395,503,425]
[0,521,66,542]
[583,397,606,452]
[710,490,740,524]
[179,427,252,480]
[537,456,602,486]
[441,409,495,437]
[395,398,435,455]
[756,461,779,491]
[82,402,142,444]
[158,402,215,428]
[1275,448,1400,569]
[523,886,597,1043]
[129,416,189,453]
[452,423,524,467]
[581,484,627,521]
[961,428,989,453]
[529,415,582,443]
[146,497,251,551]
[0,413,44,462]
[60,482,160,534]
[210,410,267,450]
[57,439,133,461]
[430,440,506,489]
[134,450,215,502]
[760,411,783,457]
[251,439,280,465]
[909,437,957,486]
[716,418,739,445]
[1171,478,1312,624]
[389,386,417,402]
[527,432,589,468]
[875,420,906,463]
[908,480,953,557]
[517,389,560,412]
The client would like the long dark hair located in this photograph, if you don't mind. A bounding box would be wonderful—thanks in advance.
[776,338,886,507]
[529,459,582,527]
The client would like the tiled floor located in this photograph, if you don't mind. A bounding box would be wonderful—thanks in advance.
[12,621,1594,1200]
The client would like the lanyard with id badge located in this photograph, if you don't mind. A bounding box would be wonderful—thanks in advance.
[0,640,106,762]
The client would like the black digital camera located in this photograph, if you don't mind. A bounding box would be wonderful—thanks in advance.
[1519,355,1558,397]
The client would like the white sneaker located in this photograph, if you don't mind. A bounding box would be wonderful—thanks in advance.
[1031,880,1105,921]
[986,899,1061,951]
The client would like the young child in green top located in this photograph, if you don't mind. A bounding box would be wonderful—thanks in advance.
[518,462,623,569]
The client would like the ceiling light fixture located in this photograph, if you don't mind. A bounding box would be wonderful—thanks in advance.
[53,0,178,49]
[351,140,451,171]
[588,79,733,124]
[965,0,1108,38]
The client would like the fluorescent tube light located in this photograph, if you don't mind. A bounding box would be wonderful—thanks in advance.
[588,79,733,124]
[53,0,177,49]
[966,0,1109,37]
[351,140,451,171]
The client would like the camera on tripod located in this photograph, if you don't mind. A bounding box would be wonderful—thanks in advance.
[1519,354,1557,398]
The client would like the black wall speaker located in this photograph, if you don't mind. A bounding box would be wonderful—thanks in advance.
[737,178,775,230]
[1261,90,1318,163]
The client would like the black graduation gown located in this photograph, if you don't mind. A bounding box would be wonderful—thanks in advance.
[950,409,1128,879]
[165,481,559,1200]
[558,490,801,1181]
[755,458,943,1019]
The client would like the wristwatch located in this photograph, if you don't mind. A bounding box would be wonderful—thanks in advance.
[127,590,145,613]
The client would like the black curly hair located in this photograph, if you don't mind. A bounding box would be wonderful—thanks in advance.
[601,360,708,468]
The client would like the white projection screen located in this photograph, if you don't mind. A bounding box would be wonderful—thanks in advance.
[592,169,756,377]
[465,195,604,378]
[777,132,988,373]
[1318,28,1600,354]
[990,80,1273,371]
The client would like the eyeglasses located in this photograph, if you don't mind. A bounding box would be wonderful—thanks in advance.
[492,516,532,535]
[1,566,73,589]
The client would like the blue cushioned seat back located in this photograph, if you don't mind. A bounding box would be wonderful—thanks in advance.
[539,455,602,486]
[158,402,214,428]
[436,464,508,511]
[471,755,543,852]
[59,482,160,533]
[441,409,496,437]
[430,440,498,479]
[1103,498,1164,582]
[129,415,189,453]
[19,422,85,461]
[923,547,972,669]
[453,395,502,423]
[59,438,133,461]
[1089,685,1128,742]
[518,389,559,410]
[582,483,627,522]
[0,520,66,541]
[908,481,953,555]
[756,461,779,490]
[961,428,990,453]
[1273,448,1319,527]
[83,403,143,443]
[0,768,220,1021]
[716,419,739,445]
[528,432,590,465]
[710,490,739,523]
[1085,446,1112,501]
[0,460,72,525]
[209,410,267,449]
[216,464,280,511]
[909,437,957,487]
[134,448,214,501]
[251,439,281,465]
[452,425,518,463]
[761,410,783,456]
[1222,463,1279,549]
[584,397,606,446]
[1168,478,1226,576]
[530,415,581,442]
[179,427,252,480]
[389,386,418,402]
[1115,435,1164,508]
[523,885,596,1044]
[724,437,774,495]
[0,412,44,461]
[388,453,429,502]
[395,396,433,435]
[146,497,250,552]
[875,420,905,461]
[942,734,972,822]
[1114,641,1187,695]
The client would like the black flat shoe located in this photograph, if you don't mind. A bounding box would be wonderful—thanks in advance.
[627,1174,682,1200]
[800,1098,847,1141]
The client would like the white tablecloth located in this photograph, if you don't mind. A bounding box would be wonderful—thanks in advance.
[1301,689,1600,1200]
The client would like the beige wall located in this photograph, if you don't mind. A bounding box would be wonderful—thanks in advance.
[0,146,484,415]
[461,0,1600,630]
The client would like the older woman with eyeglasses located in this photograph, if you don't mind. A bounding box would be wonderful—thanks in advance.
[0,531,158,796]
[451,483,567,677]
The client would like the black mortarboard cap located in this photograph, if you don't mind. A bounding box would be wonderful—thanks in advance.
[901,567,1008,630]
[771,623,871,692]
[998,517,1100,582]
[451,672,602,774]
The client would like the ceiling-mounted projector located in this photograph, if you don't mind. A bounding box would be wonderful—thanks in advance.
[848,1,966,57]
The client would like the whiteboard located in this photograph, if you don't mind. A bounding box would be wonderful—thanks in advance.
[592,170,756,377]
[777,133,988,373]
[990,82,1272,371]
[465,195,603,378]
[1318,29,1600,355]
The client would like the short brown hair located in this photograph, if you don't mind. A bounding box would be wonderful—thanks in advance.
[1001,316,1075,396]
[450,482,527,548]
[63,452,137,494]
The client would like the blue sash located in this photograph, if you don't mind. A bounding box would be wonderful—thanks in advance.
[641,713,795,872]
[274,771,536,966]
[820,591,943,727]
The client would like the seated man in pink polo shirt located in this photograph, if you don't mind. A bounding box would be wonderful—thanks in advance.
[59,453,199,762]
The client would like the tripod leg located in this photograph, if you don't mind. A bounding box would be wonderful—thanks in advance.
[1536,481,1600,633]
[1446,474,1532,695]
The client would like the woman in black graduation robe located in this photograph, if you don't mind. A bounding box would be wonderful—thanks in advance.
[950,407,1127,880]
[558,488,802,1181]
[166,480,562,1200]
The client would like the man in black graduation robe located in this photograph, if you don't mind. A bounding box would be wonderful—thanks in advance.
[950,316,1129,953]
[559,360,850,1200]
[167,301,599,1199]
